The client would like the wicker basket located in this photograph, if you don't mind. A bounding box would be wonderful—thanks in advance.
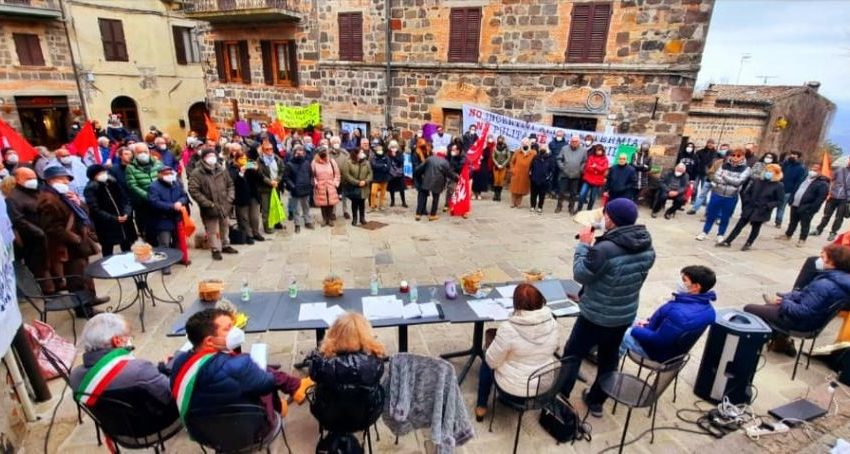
[132,240,153,263]
[523,270,544,282]
[199,279,225,302]
[460,270,484,295]
[323,276,344,297]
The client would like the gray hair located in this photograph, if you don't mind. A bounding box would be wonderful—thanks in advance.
[131,143,148,154]
[97,137,109,146]
[81,313,128,352]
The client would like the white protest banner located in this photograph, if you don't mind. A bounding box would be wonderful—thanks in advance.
[462,105,650,159]
[0,197,21,357]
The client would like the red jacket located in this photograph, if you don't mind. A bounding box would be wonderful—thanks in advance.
[583,153,609,186]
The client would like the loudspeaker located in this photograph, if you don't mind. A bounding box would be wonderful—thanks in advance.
[694,309,772,405]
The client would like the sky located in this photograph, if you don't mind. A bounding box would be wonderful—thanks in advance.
[696,0,850,152]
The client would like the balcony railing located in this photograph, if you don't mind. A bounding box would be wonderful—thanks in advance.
[0,0,61,19]
[184,0,303,23]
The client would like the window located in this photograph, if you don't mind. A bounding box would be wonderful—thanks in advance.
[98,18,128,62]
[565,3,612,63]
[553,115,598,132]
[13,34,45,66]
[442,108,462,136]
[338,12,363,61]
[448,8,481,63]
[172,26,201,64]
[214,40,251,84]
[260,40,299,87]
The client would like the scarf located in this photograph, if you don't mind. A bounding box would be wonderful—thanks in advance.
[45,184,92,227]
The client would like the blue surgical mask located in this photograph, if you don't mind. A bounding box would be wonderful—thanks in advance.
[718,150,727,157]
[763,171,773,181]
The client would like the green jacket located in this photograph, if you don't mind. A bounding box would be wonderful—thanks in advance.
[126,158,163,203]
[342,159,372,200]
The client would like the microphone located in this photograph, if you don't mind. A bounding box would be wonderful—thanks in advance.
[574,226,595,240]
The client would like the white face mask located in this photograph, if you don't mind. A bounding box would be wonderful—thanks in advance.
[674,171,684,177]
[51,182,70,194]
[95,172,108,183]
[225,326,245,351]
[809,170,819,178]
[59,156,72,165]
[204,156,218,166]
[686,147,694,152]
[6,155,18,165]
[136,153,150,164]
[676,281,689,294]
[23,179,38,190]
[815,257,825,271]
[162,174,176,183]
[764,157,774,164]
[358,152,366,160]
[585,140,592,147]
[0,169,7,178]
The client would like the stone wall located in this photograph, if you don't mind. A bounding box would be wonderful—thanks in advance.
[683,112,766,150]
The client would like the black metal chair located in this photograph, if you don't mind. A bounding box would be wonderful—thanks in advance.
[768,304,845,380]
[14,261,97,343]
[488,355,577,454]
[591,354,689,454]
[308,382,385,453]
[39,343,103,447]
[185,403,291,454]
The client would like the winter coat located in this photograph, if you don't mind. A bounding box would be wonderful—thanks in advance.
[256,154,285,193]
[492,144,511,170]
[329,147,350,185]
[188,162,234,220]
[126,158,163,204]
[529,152,556,189]
[695,148,717,179]
[417,155,457,194]
[382,353,474,453]
[485,307,559,397]
[711,161,751,198]
[676,150,698,180]
[37,190,98,263]
[83,178,134,245]
[780,270,850,332]
[109,163,130,193]
[306,351,385,433]
[741,175,785,223]
[342,159,373,200]
[148,179,189,233]
[388,152,406,192]
[547,137,568,158]
[70,348,172,405]
[632,151,652,190]
[448,153,465,175]
[574,224,656,327]
[370,153,392,183]
[311,157,341,206]
[605,164,637,197]
[557,146,587,180]
[227,163,252,207]
[658,170,689,194]
[284,157,313,198]
[509,149,536,195]
[781,160,807,195]
[6,186,44,242]
[462,132,479,150]
[829,166,850,200]
[630,291,717,362]
[794,176,830,215]
[582,153,609,187]
[156,148,177,170]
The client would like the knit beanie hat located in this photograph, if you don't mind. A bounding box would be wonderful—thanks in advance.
[605,198,638,227]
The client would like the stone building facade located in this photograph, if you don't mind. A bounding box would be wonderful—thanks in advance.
[191,0,714,160]
[684,82,836,163]
[0,0,82,149]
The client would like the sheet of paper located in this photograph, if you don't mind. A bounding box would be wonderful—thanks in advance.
[418,302,440,318]
[495,298,514,309]
[468,299,510,321]
[362,296,404,320]
[534,280,569,305]
[552,304,581,317]
[402,304,422,319]
[101,253,146,276]
[321,305,347,326]
[496,285,518,298]
[299,302,327,321]
[250,343,268,370]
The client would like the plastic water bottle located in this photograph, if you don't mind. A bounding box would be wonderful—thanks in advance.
[288,276,298,298]
[409,279,419,304]
[240,279,251,302]
[370,273,380,296]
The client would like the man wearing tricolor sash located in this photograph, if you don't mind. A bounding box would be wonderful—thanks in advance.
[171,309,312,442]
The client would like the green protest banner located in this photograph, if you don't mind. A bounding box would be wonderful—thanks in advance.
[613,144,638,165]
[275,103,321,128]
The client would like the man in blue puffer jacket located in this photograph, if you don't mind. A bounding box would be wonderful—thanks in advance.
[559,198,656,417]
[620,265,717,362]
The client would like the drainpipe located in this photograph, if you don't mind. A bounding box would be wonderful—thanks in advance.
[59,0,89,120]
[384,0,392,129]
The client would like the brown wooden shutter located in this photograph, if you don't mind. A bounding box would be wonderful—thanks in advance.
[13,34,45,66]
[447,9,465,62]
[338,13,348,60]
[464,8,481,63]
[338,12,363,61]
[260,40,273,85]
[98,18,114,60]
[173,27,187,65]
[238,40,251,84]
[566,4,590,62]
[288,40,299,87]
[351,12,363,61]
[566,3,611,63]
[587,4,611,62]
[213,41,226,82]
[112,20,128,61]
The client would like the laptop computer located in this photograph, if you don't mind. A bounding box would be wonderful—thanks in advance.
[768,399,827,424]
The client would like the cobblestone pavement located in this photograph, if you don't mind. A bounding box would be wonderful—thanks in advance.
[19,189,849,453]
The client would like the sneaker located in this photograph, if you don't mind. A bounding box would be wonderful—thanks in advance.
[212,250,223,261]
[221,246,238,254]
[716,235,724,244]
[582,389,603,418]
[828,232,837,242]
[536,208,543,214]
[796,239,806,247]
[695,232,707,241]
[530,208,535,213]
[715,242,730,248]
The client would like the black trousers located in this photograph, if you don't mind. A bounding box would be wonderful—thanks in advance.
[530,183,548,209]
[817,198,848,234]
[724,214,763,245]
[390,189,406,206]
[560,315,630,405]
[652,191,685,214]
[416,190,440,216]
[743,303,788,330]
[786,206,814,240]
[350,198,366,222]
[558,178,582,203]
[101,239,133,257]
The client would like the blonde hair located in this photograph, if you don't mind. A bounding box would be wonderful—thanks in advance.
[319,312,385,358]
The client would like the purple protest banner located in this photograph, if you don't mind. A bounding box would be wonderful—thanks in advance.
[235,120,251,137]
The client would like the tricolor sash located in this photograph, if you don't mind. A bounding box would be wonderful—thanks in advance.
[171,349,216,420]
[75,348,134,407]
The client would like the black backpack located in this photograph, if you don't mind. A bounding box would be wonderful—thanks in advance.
[315,432,363,454]
[538,394,592,444]
[228,225,248,245]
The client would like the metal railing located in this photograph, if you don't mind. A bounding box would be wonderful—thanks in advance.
[185,0,299,13]
[1,0,59,9]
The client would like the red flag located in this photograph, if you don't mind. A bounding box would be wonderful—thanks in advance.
[464,123,490,172]
[204,114,220,142]
[0,117,39,163]
[268,120,286,141]
[68,121,99,163]
[821,151,833,180]
[176,221,190,265]
[449,163,472,217]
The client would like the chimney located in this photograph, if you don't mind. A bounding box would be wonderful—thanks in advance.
[805,81,821,92]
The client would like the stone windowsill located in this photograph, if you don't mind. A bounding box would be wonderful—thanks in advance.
[317,60,701,75]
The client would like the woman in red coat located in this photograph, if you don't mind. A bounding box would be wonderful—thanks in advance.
[577,144,610,211]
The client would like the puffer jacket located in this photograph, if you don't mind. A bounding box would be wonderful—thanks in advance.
[370,153,392,183]
[306,351,385,433]
[582,153,609,187]
[284,157,313,198]
[780,270,850,332]
[188,162,234,219]
[711,161,751,197]
[796,175,831,215]
[342,159,373,200]
[311,157,341,206]
[148,179,189,232]
[630,291,716,362]
[529,151,556,188]
[781,160,806,195]
[741,173,784,223]
[658,169,689,193]
[485,307,559,398]
[574,224,656,327]
[548,137,568,158]
[557,145,587,179]
[126,158,163,203]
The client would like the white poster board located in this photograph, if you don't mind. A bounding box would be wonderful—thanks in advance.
[0,197,21,357]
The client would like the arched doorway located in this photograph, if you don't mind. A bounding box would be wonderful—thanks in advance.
[111,96,140,134]
[187,102,209,137]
